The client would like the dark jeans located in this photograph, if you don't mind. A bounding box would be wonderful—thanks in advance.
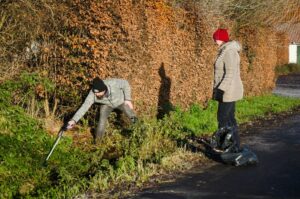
[95,103,136,139]
[217,101,240,148]
[217,102,237,128]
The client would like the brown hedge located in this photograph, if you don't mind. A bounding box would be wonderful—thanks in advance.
[0,0,290,117]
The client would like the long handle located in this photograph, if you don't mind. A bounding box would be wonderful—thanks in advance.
[45,130,64,162]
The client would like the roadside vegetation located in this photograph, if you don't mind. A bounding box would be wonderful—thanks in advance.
[275,63,300,76]
[1,73,300,198]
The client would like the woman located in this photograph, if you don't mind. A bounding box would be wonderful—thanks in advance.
[212,28,243,151]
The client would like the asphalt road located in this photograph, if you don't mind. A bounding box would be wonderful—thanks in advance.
[131,75,300,199]
[273,74,300,98]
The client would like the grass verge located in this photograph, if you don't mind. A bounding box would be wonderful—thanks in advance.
[1,79,300,198]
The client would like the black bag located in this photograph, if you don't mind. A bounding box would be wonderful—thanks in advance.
[210,126,239,153]
[210,127,258,166]
[221,146,258,166]
[212,88,224,102]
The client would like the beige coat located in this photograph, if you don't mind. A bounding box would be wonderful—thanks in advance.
[214,41,243,102]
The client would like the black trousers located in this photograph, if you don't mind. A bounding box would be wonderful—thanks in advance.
[217,101,237,128]
[217,101,240,148]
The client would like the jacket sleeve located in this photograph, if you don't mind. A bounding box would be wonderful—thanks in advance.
[218,49,238,91]
[71,90,95,122]
[117,79,132,101]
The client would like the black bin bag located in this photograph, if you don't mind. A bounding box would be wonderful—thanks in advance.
[210,126,259,166]
[221,146,258,166]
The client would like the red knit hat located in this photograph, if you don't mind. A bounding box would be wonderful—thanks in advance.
[213,29,229,42]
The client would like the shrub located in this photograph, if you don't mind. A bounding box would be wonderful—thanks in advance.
[275,63,300,76]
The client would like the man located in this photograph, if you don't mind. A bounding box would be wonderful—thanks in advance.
[211,28,243,152]
[67,77,137,143]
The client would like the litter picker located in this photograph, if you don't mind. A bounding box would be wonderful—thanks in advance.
[44,123,69,163]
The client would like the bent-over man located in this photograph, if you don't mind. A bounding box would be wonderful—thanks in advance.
[67,77,137,143]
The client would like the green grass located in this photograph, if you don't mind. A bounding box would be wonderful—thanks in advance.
[0,88,92,198]
[236,94,300,122]
[171,95,300,137]
[1,75,300,198]
[0,97,178,198]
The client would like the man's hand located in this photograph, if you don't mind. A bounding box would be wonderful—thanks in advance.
[67,120,76,130]
[124,100,133,109]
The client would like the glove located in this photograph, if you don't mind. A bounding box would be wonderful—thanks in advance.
[67,120,76,130]
[213,88,224,102]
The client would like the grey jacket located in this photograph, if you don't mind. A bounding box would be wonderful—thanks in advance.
[71,78,132,122]
[214,41,244,102]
